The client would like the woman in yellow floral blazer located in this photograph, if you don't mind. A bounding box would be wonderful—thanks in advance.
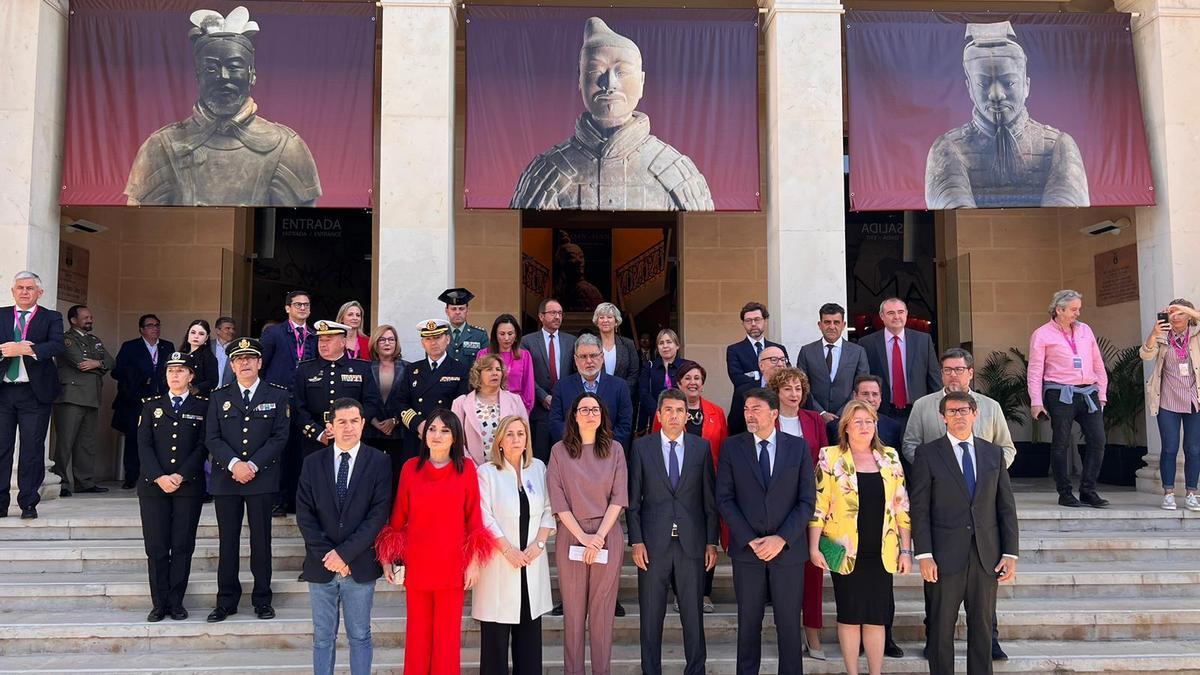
[808,400,912,675]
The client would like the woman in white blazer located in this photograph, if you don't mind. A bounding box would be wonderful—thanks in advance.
[474,415,555,675]
[453,355,529,466]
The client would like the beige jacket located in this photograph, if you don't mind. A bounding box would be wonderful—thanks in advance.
[1140,326,1200,415]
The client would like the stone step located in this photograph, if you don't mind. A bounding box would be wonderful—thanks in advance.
[3,598,1198,656]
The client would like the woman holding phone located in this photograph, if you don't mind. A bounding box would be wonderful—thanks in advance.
[1141,300,1200,511]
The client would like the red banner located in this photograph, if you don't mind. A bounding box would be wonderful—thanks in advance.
[846,11,1154,211]
[62,0,375,208]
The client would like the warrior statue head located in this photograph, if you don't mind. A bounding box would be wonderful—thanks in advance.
[578,17,646,130]
[962,21,1030,128]
[189,6,260,117]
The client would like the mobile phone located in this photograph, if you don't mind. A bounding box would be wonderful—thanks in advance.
[1158,312,1170,323]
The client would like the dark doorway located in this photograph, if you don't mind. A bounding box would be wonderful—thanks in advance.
[249,208,373,335]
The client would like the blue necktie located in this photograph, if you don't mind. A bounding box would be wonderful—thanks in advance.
[960,441,976,499]
[171,396,182,413]
[243,388,251,408]
[758,439,771,486]
[668,440,680,491]
[336,452,351,508]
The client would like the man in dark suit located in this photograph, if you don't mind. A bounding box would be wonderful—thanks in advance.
[727,344,788,436]
[519,298,575,461]
[859,297,940,423]
[0,272,65,518]
[112,313,175,489]
[295,397,392,675]
[260,290,317,387]
[288,320,381,518]
[716,387,816,675]
[205,338,291,623]
[628,388,718,675]
[911,391,1019,675]
[391,319,469,463]
[725,301,788,390]
[797,302,869,423]
[549,334,633,451]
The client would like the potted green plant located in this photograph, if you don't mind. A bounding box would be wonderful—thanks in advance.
[1096,337,1147,486]
[976,347,1051,478]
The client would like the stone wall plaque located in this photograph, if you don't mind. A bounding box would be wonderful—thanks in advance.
[58,242,90,305]
[1094,243,1138,307]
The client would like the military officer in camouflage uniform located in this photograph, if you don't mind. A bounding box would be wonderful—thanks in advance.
[440,288,488,363]
[205,338,290,623]
[53,305,115,495]
[292,320,382,460]
[390,319,470,462]
[509,17,714,211]
[136,351,208,622]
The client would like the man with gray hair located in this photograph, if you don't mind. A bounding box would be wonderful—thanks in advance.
[925,20,1090,209]
[510,17,714,210]
[549,332,633,451]
[0,272,66,519]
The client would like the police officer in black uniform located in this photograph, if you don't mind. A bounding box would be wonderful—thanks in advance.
[205,338,290,623]
[137,351,207,623]
[391,319,470,463]
[292,320,382,460]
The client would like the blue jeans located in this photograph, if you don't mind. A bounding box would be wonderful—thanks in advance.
[309,575,376,675]
[1156,408,1200,491]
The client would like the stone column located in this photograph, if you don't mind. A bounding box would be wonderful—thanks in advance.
[1,0,69,505]
[1116,0,1200,493]
[762,0,847,349]
[376,0,457,359]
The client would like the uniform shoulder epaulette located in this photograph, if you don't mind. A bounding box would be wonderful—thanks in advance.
[269,382,291,390]
[298,357,317,364]
[141,395,158,404]
[194,394,208,401]
[213,383,232,391]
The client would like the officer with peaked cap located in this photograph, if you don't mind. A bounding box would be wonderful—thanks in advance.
[205,337,291,623]
[439,288,488,363]
[389,319,470,463]
[137,351,208,623]
[292,320,382,457]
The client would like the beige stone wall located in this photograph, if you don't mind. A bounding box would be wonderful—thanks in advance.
[54,206,250,479]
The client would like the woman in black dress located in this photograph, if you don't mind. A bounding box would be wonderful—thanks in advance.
[179,320,219,396]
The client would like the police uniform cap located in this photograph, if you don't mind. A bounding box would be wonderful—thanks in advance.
[438,288,475,306]
[227,337,263,358]
[417,318,451,338]
[164,351,196,370]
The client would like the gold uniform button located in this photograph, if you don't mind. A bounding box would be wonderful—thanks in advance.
[171,434,177,439]
[243,439,249,445]
[173,422,179,427]
[243,428,249,433]
[418,398,423,403]
[170,459,176,464]
[171,446,177,451]
[242,452,248,456]
[245,416,251,422]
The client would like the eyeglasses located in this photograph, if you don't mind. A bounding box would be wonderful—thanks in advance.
[290,302,311,308]
[760,356,787,365]
[541,310,563,316]
[577,352,603,361]
[944,407,974,417]
[941,367,971,375]
[743,317,765,324]
[143,323,161,329]
[576,407,603,416]
[376,337,397,343]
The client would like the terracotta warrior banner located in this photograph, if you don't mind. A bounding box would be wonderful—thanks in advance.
[846,11,1154,211]
[62,0,374,207]
[464,7,760,211]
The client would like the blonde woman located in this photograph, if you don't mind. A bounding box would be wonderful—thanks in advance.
[336,300,370,359]
[808,400,911,675]
[452,355,527,466]
[474,416,555,674]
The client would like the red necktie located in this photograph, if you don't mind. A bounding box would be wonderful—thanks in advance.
[890,335,908,408]
[548,334,558,387]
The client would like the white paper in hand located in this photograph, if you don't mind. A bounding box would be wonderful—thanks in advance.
[391,563,406,585]
[568,545,609,564]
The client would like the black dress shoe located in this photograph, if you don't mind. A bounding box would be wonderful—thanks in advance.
[121,479,136,490]
[885,639,905,658]
[614,601,626,617]
[1080,492,1110,508]
[271,504,287,518]
[78,485,109,494]
[170,607,189,621]
[551,602,563,616]
[206,607,236,623]
[992,642,1009,661]
[20,507,37,520]
[202,494,213,504]
[146,608,167,622]
[60,487,72,497]
[1058,493,1083,508]
[297,572,306,582]
[254,605,275,619]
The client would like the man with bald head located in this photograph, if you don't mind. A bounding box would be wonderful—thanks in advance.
[510,16,713,210]
[727,345,788,436]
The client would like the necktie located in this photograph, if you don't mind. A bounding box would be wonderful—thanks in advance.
[825,344,835,376]
[959,441,976,499]
[754,341,763,357]
[336,452,351,508]
[668,440,680,491]
[171,396,183,412]
[890,336,908,408]
[429,359,438,372]
[295,326,306,360]
[243,388,251,408]
[453,328,461,344]
[548,334,558,387]
[758,439,771,486]
[6,311,27,381]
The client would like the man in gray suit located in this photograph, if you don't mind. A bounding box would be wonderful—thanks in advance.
[628,388,718,675]
[859,298,941,423]
[519,298,575,462]
[797,302,869,423]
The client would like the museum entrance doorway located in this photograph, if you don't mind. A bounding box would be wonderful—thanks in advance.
[519,211,679,349]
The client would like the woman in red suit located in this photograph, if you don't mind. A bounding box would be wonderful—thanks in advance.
[769,367,831,660]
[652,362,727,611]
[376,409,494,674]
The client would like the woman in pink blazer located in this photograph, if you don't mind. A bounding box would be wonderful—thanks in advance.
[452,354,529,465]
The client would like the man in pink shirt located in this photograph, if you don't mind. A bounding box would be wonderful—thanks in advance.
[1027,290,1109,508]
